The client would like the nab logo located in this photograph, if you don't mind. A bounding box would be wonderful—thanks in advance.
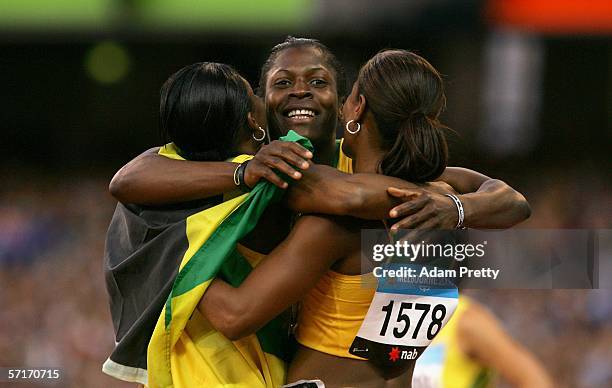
[388,347,419,362]
[401,348,418,360]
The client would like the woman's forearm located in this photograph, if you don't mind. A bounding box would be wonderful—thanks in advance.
[289,165,530,229]
[110,141,313,205]
[199,216,348,341]
[198,279,251,341]
[286,164,408,219]
[459,179,531,229]
[109,149,238,205]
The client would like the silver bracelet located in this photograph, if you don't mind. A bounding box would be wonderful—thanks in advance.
[445,194,466,229]
[233,164,241,186]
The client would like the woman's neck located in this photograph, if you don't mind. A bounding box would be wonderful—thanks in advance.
[353,147,384,174]
[351,121,386,174]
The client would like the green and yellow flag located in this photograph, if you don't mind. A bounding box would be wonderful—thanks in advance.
[147,131,312,388]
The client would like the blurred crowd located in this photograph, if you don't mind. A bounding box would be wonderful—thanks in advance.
[0,169,610,387]
[0,178,131,388]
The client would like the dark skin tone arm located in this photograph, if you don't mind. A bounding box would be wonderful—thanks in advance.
[110,144,530,228]
[109,141,314,205]
[198,214,354,340]
[386,167,531,230]
[286,164,530,229]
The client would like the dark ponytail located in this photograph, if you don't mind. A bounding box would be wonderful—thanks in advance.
[358,50,448,182]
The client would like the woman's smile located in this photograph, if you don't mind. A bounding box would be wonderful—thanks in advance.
[265,46,338,143]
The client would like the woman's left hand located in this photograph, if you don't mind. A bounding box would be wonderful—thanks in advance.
[387,182,459,231]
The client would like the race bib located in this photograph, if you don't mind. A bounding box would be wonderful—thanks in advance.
[350,265,458,368]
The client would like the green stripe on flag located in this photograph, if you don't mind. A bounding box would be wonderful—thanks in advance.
[164,131,313,343]
[221,249,290,360]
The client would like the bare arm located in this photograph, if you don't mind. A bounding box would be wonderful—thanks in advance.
[109,147,239,205]
[387,167,531,229]
[437,167,491,194]
[198,215,352,340]
[109,144,427,215]
[438,167,531,229]
[110,145,529,228]
[288,165,530,229]
[458,302,554,388]
[285,163,414,218]
[108,141,313,205]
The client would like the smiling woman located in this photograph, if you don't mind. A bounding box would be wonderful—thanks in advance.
[199,49,458,388]
[262,44,343,165]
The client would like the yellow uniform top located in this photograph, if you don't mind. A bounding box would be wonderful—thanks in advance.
[335,138,353,174]
[294,140,378,360]
[412,297,494,388]
[294,270,376,359]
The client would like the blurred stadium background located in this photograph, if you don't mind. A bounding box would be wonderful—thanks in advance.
[0,1,610,387]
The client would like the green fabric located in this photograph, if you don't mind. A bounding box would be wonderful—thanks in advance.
[164,130,313,360]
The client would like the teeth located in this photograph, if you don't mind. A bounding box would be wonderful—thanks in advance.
[287,109,315,118]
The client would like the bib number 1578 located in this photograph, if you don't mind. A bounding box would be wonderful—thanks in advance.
[355,292,457,348]
[380,300,446,341]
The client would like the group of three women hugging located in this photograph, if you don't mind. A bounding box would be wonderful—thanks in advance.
[104,37,530,388]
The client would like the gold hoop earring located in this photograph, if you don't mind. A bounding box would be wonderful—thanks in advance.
[346,120,361,135]
[253,126,266,142]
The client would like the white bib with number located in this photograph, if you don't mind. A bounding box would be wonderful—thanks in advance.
[357,289,458,347]
[349,269,458,363]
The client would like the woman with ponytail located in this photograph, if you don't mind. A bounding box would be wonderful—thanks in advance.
[198,50,463,387]
[342,49,449,185]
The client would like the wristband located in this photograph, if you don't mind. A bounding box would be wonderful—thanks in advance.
[233,160,251,192]
[444,193,466,229]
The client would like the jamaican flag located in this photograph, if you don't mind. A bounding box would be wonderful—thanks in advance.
[139,131,311,388]
[103,165,225,382]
